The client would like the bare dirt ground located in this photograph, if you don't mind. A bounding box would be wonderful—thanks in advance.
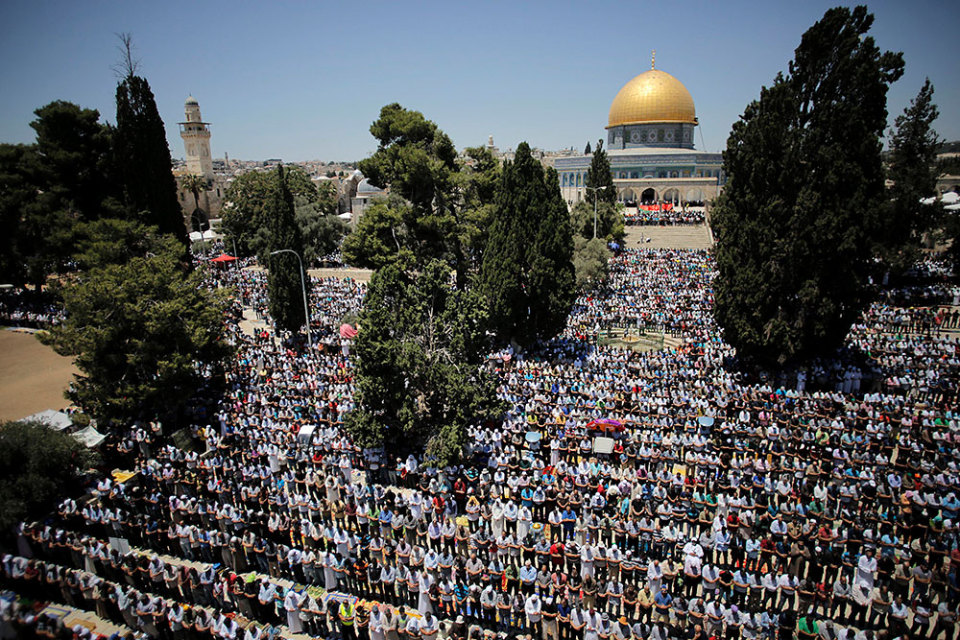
[0,330,77,421]
[623,223,714,250]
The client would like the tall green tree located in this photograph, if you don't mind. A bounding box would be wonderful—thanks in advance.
[113,39,188,246]
[0,103,118,289]
[347,260,501,464]
[881,79,941,269]
[29,101,118,221]
[342,195,418,270]
[455,145,502,270]
[481,142,576,347]
[584,139,616,205]
[0,144,34,285]
[0,420,98,534]
[295,178,346,264]
[347,104,469,281]
[221,166,339,260]
[47,229,231,426]
[264,165,308,335]
[73,218,171,270]
[712,5,904,365]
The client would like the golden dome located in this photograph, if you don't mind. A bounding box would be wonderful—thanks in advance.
[607,69,697,128]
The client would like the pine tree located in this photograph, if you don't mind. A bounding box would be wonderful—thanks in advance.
[348,260,501,465]
[481,142,575,347]
[585,139,616,205]
[584,141,592,155]
[114,73,188,246]
[264,165,307,335]
[712,6,904,365]
[48,228,231,426]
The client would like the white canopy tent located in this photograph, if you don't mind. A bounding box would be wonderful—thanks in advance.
[20,409,73,431]
[72,426,106,448]
[189,229,217,242]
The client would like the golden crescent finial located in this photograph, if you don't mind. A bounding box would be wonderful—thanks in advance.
[651,50,656,70]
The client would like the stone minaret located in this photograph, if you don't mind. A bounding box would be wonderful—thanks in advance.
[179,96,213,179]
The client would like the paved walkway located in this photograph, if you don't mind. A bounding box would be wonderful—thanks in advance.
[623,224,713,250]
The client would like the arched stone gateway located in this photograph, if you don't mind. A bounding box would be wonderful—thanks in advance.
[619,187,637,203]
[640,187,657,204]
[662,188,680,204]
[190,208,209,233]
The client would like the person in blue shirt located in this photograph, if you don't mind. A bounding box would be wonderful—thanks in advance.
[653,586,673,621]
[562,508,577,541]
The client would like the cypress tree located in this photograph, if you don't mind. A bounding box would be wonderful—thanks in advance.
[264,165,307,335]
[585,139,616,205]
[481,142,575,347]
[114,73,188,246]
[712,6,903,365]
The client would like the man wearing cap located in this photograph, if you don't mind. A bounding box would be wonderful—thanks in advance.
[449,615,468,640]
[611,615,633,640]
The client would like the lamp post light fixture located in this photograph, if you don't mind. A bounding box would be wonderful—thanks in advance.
[584,185,610,239]
[269,249,312,348]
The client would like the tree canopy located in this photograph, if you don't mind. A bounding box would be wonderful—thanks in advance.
[347,260,502,465]
[584,139,616,206]
[264,165,308,335]
[221,166,342,262]
[47,226,232,426]
[480,142,576,347]
[881,79,941,269]
[712,5,904,365]
[0,420,97,534]
[114,73,188,246]
[344,104,499,286]
[570,200,624,243]
[573,236,611,291]
[0,102,120,288]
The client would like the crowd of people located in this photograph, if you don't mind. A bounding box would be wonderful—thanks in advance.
[3,245,960,640]
[622,210,705,227]
[0,289,62,329]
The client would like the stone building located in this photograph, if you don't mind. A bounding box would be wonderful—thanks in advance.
[175,96,226,231]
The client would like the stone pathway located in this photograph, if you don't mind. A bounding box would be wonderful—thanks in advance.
[623,224,713,250]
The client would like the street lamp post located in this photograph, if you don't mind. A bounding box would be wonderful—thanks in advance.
[584,185,610,239]
[269,249,312,348]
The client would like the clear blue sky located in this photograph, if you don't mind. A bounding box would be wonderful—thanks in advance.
[1,0,957,162]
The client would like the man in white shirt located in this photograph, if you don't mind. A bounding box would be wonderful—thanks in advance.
[526,592,543,637]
